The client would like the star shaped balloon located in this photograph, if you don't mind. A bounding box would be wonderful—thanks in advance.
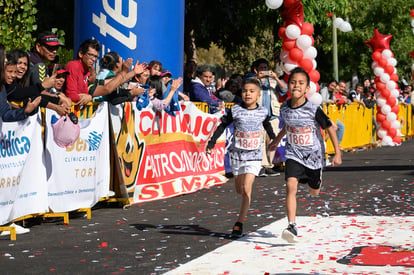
[280,0,304,27]
[364,29,392,52]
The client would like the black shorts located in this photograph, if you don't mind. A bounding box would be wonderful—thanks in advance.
[285,159,322,189]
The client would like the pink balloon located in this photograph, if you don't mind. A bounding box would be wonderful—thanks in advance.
[289,48,304,62]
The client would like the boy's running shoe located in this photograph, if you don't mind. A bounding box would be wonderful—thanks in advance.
[281,223,298,243]
[231,222,243,238]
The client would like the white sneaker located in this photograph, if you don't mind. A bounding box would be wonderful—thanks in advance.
[0,223,30,236]
[325,159,331,167]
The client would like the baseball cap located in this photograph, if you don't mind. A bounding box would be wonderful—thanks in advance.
[160,69,172,77]
[37,31,62,46]
[48,64,69,76]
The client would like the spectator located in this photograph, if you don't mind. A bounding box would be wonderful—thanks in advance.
[183,59,197,95]
[189,65,222,113]
[28,31,62,86]
[5,51,70,116]
[94,51,146,104]
[46,64,72,107]
[65,39,145,106]
[216,78,242,104]
[348,83,365,106]
[149,60,163,76]
[320,80,338,104]
[147,75,183,112]
[130,65,151,86]
[160,69,189,101]
[253,58,287,177]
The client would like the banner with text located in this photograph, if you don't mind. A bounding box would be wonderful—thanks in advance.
[0,113,48,225]
[110,101,227,204]
[45,103,110,212]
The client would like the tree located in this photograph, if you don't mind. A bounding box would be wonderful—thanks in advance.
[0,0,38,50]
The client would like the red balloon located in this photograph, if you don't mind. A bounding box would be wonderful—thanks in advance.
[315,83,320,92]
[283,0,298,8]
[376,113,386,123]
[393,135,401,144]
[289,47,304,62]
[372,51,382,62]
[380,88,390,98]
[280,0,304,27]
[411,9,414,18]
[309,69,320,83]
[310,36,314,46]
[301,22,314,35]
[376,81,385,91]
[385,65,394,75]
[278,26,288,40]
[390,73,398,82]
[374,76,380,83]
[391,105,399,114]
[283,39,297,51]
[387,127,397,138]
[299,58,313,73]
[381,120,391,131]
[364,29,392,51]
[386,96,397,106]
[377,57,387,68]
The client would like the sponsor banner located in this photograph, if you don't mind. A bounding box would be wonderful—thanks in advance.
[0,113,48,225]
[45,103,110,212]
[74,0,184,78]
[110,101,227,203]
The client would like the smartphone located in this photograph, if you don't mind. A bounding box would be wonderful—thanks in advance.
[261,70,271,76]
[52,64,58,75]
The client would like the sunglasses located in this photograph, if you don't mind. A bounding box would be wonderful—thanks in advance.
[43,44,59,52]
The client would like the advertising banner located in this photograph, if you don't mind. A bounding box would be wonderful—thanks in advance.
[74,0,185,78]
[110,101,227,203]
[45,103,110,212]
[0,114,48,225]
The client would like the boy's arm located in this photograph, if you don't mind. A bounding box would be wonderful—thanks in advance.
[268,127,286,151]
[326,125,342,166]
[206,110,233,153]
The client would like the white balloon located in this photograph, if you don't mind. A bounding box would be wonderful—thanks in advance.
[285,24,301,39]
[412,64,414,72]
[303,47,317,59]
[391,120,401,129]
[386,112,397,122]
[309,82,317,94]
[309,92,322,105]
[280,51,289,63]
[340,21,352,32]
[381,104,391,114]
[380,73,390,83]
[381,135,393,145]
[411,19,414,28]
[386,81,396,90]
[377,129,387,139]
[374,67,384,76]
[376,98,386,107]
[283,63,298,74]
[312,59,317,69]
[371,61,378,70]
[391,89,400,98]
[388,58,397,67]
[266,0,283,9]
[382,49,393,59]
[296,35,312,51]
[333,18,344,28]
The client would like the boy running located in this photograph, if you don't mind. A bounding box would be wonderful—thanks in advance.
[206,78,278,238]
[269,67,342,243]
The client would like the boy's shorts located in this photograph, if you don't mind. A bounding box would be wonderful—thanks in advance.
[285,159,322,189]
[230,159,262,176]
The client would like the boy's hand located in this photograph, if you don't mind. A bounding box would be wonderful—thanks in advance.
[24,96,41,115]
[267,139,278,151]
[205,147,213,155]
[331,153,342,166]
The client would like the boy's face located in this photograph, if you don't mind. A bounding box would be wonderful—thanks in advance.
[4,64,17,84]
[241,83,260,108]
[288,72,309,101]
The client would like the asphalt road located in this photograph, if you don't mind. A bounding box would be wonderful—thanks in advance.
[1,139,413,274]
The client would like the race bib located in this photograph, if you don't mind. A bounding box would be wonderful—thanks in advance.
[234,130,260,150]
[286,126,313,146]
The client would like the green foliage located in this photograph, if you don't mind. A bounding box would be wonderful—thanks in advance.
[0,0,38,50]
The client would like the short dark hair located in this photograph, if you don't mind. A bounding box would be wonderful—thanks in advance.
[78,39,101,56]
[195,65,212,76]
[242,77,261,89]
[288,67,310,86]
[100,52,120,71]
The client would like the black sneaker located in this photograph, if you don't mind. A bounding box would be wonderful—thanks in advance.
[258,167,267,177]
[282,223,298,243]
[265,167,280,177]
[231,222,243,238]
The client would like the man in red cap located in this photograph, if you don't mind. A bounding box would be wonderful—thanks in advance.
[29,31,63,86]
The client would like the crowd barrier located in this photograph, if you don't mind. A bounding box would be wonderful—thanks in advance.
[1,100,412,240]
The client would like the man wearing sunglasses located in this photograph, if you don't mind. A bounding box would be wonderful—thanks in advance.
[29,31,62,86]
